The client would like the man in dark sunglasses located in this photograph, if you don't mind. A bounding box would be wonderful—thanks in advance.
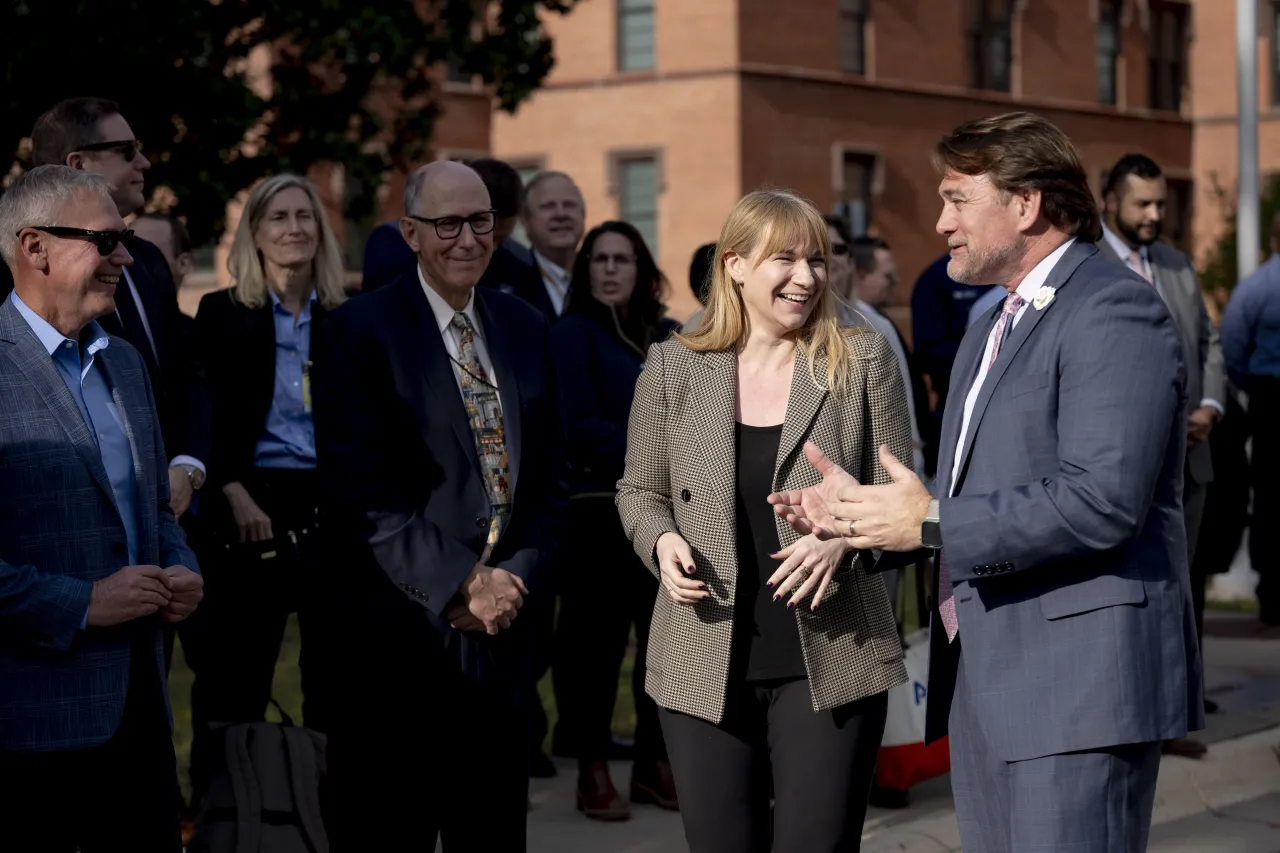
[0,97,211,528]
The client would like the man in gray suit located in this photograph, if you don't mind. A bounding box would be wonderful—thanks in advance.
[0,165,202,851]
[770,113,1203,851]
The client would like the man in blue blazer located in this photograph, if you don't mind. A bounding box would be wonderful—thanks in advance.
[771,113,1202,852]
[314,160,565,851]
[0,165,203,851]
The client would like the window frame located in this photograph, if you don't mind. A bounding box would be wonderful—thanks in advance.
[608,148,665,254]
[617,0,656,73]
[969,0,1014,93]
[839,0,868,76]
[1096,0,1122,105]
[1147,0,1190,112]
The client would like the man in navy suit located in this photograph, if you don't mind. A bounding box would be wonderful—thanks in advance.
[773,113,1202,852]
[314,161,565,851]
[0,165,203,851]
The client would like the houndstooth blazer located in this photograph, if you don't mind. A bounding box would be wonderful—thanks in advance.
[617,329,911,724]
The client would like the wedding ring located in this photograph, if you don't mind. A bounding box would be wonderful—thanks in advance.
[847,519,857,537]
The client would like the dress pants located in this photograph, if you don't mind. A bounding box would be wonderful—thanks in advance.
[948,646,1162,853]
[182,467,332,808]
[659,678,887,853]
[552,495,666,763]
[0,628,182,853]
[1248,377,1280,624]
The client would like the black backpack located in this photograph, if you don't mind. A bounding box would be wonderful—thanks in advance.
[188,701,328,853]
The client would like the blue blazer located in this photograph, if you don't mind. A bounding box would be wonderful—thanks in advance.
[926,240,1204,760]
[0,295,197,752]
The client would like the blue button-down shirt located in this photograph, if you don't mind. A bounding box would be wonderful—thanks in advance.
[13,295,140,572]
[1222,254,1280,382]
[254,291,318,469]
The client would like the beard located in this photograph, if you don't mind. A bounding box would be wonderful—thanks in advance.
[1116,214,1160,247]
[946,239,1020,285]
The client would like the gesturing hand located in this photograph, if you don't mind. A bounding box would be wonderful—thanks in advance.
[768,534,851,610]
[460,564,529,635]
[828,446,932,552]
[655,532,708,606]
[766,442,860,539]
[222,482,274,544]
[87,565,173,627]
[160,565,203,623]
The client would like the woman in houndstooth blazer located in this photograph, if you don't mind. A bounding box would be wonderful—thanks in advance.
[617,189,912,853]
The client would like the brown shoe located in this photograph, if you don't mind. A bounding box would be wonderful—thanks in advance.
[1162,737,1208,759]
[631,759,679,810]
[576,761,630,821]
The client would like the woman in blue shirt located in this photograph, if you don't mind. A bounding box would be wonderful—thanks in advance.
[551,221,679,820]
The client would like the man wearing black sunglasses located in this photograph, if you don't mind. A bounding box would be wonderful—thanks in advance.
[0,97,211,525]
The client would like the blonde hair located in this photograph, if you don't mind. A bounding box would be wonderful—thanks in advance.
[677,189,857,395]
[227,174,347,310]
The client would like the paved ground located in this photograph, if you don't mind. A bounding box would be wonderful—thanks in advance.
[520,612,1280,853]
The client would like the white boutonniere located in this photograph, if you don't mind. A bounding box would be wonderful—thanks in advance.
[1032,286,1056,311]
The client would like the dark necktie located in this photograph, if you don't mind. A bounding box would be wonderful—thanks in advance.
[107,274,162,383]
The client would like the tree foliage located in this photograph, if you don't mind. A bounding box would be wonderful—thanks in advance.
[1199,173,1280,312]
[0,0,574,245]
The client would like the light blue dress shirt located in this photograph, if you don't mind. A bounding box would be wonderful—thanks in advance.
[1222,254,1280,382]
[254,291,318,469]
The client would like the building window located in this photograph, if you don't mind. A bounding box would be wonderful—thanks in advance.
[1148,1,1189,111]
[969,0,1013,92]
[1272,1,1280,106]
[1097,0,1121,105]
[837,151,878,237]
[618,0,655,73]
[839,0,867,75]
[618,157,659,254]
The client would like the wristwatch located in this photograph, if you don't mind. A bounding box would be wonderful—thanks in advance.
[175,463,206,491]
[920,499,942,549]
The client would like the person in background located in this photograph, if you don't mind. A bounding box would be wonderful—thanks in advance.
[679,241,718,333]
[551,221,680,821]
[132,213,194,290]
[618,189,911,852]
[521,171,586,320]
[1097,154,1226,757]
[181,174,346,812]
[0,165,203,851]
[1221,209,1280,629]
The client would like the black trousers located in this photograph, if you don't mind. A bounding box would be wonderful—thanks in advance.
[182,467,332,807]
[1249,377,1280,624]
[552,495,666,764]
[0,633,182,852]
[660,679,887,853]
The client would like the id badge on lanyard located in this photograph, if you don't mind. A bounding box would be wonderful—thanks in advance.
[302,360,313,413]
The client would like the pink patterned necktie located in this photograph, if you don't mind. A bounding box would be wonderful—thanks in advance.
[938,291,1026,643]
[1127,250,1153,284]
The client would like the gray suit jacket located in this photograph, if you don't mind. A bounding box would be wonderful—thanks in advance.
[0,295,196,752]
[1095,238,1225,484]
[927,240,1204,761]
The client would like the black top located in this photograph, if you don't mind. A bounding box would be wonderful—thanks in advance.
[732,422,806,682]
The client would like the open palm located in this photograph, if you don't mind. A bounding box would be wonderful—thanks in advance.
[767,442,859,539]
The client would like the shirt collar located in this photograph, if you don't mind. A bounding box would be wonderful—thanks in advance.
[532,250,569,287]
[11,292,110,358]
[1101,224,1147,264]
[1012,237,1076,305]
[267,287,316,320]
[417,264,478,335]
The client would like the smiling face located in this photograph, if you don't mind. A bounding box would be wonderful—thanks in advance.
[400,163,495,306]
[75,113,150,218]
[726,227,826,340]
[587,230,639,308]
[254,186,319,275]
[522,174,585,257]
[935,169,1021,284]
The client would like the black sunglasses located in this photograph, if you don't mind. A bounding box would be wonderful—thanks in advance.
[408,210,497,239]
[19,226,134,256]
[76,139,143,162]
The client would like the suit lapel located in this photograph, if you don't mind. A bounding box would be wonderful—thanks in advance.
[936,312,994,498]
[475,290,523,501]
[952,241,1096,490]
[776,347,827,487]
[98,346,156,563]
[689,350,738,524]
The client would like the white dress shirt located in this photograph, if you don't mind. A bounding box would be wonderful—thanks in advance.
[532,250,570,316]
[950,238,1075,494]
[856,301,925,476]
[418,266,500,398]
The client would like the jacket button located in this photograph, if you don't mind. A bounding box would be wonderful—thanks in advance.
[681,489,691,502]
[475,516,488,529]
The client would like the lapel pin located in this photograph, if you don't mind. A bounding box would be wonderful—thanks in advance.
[1032,286,1056,311]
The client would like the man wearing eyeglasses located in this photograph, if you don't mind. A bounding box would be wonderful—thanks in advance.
[0,164,201,851]
[312,160,565,851]
[0,97,210,526]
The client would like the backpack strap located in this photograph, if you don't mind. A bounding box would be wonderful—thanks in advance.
[227,725,264,853]
[282,726,329,853]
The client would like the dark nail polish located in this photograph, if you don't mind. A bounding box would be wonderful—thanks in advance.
[765,581,774,588]
[685,565,696,574]
[773,594,780,602]
[787,601,796,610]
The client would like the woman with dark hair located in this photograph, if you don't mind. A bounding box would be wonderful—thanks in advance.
[551,221,680,821]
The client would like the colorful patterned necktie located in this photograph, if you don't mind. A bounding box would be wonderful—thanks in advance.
[450,311,511,560]
[938,291,1026,643]
[1127,250,1153,284]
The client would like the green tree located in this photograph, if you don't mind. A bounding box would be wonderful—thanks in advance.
[0,0,573,246]
[1199,173,1280,312]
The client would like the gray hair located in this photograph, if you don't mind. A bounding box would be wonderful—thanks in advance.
[404,163,431,217]
[0,165,113,269]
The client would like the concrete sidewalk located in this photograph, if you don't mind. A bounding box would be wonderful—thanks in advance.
[524,615,1280,852]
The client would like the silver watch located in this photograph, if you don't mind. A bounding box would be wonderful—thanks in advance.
[175,463,205,491]
[920,498,942,549]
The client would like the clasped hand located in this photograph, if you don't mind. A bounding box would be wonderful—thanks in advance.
[446,564,529,635]
[87,564,203,627]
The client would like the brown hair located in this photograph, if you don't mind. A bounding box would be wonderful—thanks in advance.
[31,98,122,167]
[933,112,1102,242]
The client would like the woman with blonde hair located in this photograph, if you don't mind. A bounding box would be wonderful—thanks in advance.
[183,173,346,812]
[617,189,912,851]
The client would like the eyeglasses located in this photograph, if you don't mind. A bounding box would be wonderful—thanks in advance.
[75,139,144,162]
[18,226,134,256]
[407,210,496,239]
[589,253,636,266]
[830,243,850,256]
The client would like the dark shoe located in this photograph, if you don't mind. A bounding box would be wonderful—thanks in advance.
[868,784,910,809]
[1162,737,1207,759]
[1204,698,1220,715]
[631,759,679,810]
[577,761,630,821]
[529,749,557,779]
